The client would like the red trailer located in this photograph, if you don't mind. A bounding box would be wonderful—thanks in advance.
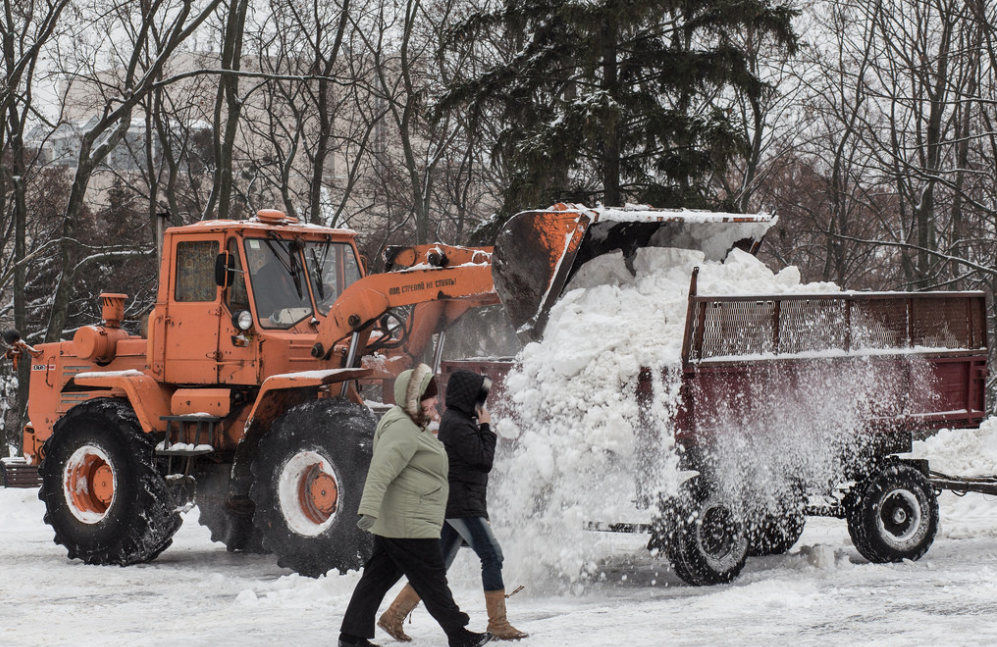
[447,269,992,586]
[639,268,989,585]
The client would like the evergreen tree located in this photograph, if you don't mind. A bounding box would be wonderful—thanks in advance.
[439,0,798,216]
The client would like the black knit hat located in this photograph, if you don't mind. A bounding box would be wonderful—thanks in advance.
[421,376,438,401]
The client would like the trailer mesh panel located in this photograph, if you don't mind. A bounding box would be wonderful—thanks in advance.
[687,293,985,361]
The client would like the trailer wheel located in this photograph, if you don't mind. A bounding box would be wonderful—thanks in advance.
[38,398,181,565]
[747,510,805,557]
[664,483,749,586]
[195,470,268,553]
[250,399,375,577]
[747,483,806,557]
[846,462,938,563]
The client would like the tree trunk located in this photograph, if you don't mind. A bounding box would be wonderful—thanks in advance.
[601,15,621,206]
[209,0,249,221]
[308,0,351,226]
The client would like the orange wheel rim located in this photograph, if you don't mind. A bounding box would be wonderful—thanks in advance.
[280,450,340,536]
[299,463,338,525]
[64,446,115,522]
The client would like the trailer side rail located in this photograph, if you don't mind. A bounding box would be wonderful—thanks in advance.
[681,270,987,364]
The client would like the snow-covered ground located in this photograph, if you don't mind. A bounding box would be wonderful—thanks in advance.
[3,478,997,647]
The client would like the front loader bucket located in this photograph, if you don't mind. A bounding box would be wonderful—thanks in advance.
[492,203,775,342]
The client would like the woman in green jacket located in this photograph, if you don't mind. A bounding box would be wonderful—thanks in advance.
[339,363,492,647]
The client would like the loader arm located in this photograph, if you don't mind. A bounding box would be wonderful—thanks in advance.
[310,244,499,360]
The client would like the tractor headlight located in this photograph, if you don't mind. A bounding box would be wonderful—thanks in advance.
[233,310,253,331]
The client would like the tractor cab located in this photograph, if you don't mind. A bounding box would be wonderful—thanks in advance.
[151,210,363,386]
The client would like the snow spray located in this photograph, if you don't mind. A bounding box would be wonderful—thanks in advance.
[485,247,876,592]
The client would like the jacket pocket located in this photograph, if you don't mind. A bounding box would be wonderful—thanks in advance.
[419,485,444,504]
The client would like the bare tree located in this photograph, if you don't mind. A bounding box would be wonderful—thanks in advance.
[45,0,224,343]
[0,0,72,450]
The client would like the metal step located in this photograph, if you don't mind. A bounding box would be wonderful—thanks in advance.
[158,414,222,457]
[156,442,215,457]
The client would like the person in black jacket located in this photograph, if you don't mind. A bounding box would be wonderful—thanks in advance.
[377,370,528,642]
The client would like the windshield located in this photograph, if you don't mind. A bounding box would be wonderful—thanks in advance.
[244,238,312,328]
[305,241,362,315]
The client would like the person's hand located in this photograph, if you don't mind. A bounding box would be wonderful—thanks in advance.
[476,406,491,425]
[357,515,376,531]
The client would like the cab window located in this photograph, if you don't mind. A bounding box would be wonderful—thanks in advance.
[244,238,312,328]
[175,241,219,302]
[305,241,362,315]
[224,238,250,313]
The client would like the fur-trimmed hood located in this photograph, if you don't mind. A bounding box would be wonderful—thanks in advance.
[393,363,435,426]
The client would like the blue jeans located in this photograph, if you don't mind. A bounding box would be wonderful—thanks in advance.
[440,516,505,591]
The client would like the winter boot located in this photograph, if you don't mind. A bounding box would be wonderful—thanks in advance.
[338,633,381,647]
[377,584,421,641]
[447,628,493,647]
[484,590,528,640]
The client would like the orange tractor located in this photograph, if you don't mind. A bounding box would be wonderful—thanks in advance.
[1,204,771,576]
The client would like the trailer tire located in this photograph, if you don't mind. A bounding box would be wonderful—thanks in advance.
[846,462,938,563]
[665,483,749,586]
[747,511,805,557]
[38,398,181,565]
[747,482,806,557]
[250,399,375,577]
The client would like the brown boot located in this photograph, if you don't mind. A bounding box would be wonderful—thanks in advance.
[377,584,421,642]
[484,590,528,640]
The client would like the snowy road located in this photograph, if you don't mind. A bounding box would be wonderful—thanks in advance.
[3,485,997,647]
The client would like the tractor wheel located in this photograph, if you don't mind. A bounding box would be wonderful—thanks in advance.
[665,483,749,586]
[250,399,375,577]
[38,398,181,565]
[846,462,938,563]
[194,469,268,553]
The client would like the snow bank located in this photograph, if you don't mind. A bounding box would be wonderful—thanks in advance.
[491,247,840,591]
[911,419,997,540]
[913,418,997,478]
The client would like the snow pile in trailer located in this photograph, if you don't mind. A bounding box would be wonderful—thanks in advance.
[490,247,844,590]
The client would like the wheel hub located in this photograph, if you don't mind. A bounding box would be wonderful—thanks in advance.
[879,489,921,543]
[301,465,339,522]
[91,464,114,505]
[64,445,115,524]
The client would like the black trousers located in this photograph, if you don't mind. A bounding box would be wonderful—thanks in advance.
[340,534,470,639]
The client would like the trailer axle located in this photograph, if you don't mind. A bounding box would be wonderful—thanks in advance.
[929,471,997,497]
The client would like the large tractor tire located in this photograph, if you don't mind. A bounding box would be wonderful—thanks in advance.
[194,468,268,553]
[846,462,938,563]
[250,399,376,577]
[663,482,749,586]
[38,398,182,565]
